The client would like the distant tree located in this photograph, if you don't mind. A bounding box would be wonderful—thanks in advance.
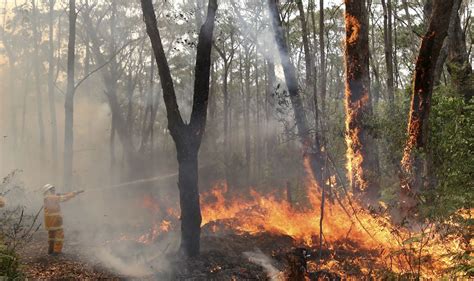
[47,0,58,171]
[267,0,325,191]
[63,0,76,190]
[140,0,217,257]
[31,0,46,161]
[446,0,473,103]
[381,0,394,103]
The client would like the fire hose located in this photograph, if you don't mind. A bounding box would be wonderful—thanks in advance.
[84,172,179,192]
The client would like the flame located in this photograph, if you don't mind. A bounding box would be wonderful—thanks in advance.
[131,160,466,277]
[199,158,465,277]
[344,93,371,192]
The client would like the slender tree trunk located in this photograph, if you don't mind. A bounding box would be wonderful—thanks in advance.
[48,0,58,171]
[400,0,455,208]
[296,0,313,95]
[446,0,472,102]
[268,0,325,190]
[63,0,76,190]
[344,0,379,200]
[244,47,251,185]
[265,60,276,164]
[214,41,234,185]
[381,0,395,103]
[83,7,139,172]
[32,0,46,161]
[319,0,327,117]
[401,0,417,57]
[140,58,155,153]
[255,55,261,182]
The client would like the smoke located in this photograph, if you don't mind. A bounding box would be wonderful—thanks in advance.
[0,0,315,278]
[244,249,282,281]
[94,232,178,277]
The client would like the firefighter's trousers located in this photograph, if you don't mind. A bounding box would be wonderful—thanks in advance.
[47,228,64,254]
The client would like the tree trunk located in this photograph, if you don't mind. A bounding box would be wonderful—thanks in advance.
[401,0,418,58]
[141,0,217,257]
[265,60,276,164]
[344,0,379,200]
[296,0,313,95]
[381,0,395,103]
[176,141,201,257]
[446,0,472,102]
[32,0,46,161]
[139,57,155,153]
[255,55,261,182]
[83,7,139,172]
[268,0,325,190]
[48,0,58,171]
[214,40,234,186]
[400,0,455,207]
[318,0,327,117]
[244,47,251,185]
[63,0,76,190]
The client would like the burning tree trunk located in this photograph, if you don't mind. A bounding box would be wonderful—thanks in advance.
[343,0,379,200]
[140,0,217,257]
[400,0,455,207]
[267,0,325,193]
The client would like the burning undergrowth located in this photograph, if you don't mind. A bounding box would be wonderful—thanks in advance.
[100,161,468,279]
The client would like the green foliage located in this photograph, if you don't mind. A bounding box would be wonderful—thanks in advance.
[423,89,474,219]
[0,240,23,280]
[0,171,41,280]
[371,92,411,202]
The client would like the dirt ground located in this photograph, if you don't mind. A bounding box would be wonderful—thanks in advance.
[17,231,277,280]
[18,231,123,280]
[17,228,378,280]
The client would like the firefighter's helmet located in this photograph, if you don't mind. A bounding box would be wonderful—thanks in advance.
[43,184,55,195]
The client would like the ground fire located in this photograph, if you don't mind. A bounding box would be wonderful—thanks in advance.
[119,158,468,279]
[0,0,471,279]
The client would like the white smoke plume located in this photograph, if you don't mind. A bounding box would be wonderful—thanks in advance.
[244,249,283,281]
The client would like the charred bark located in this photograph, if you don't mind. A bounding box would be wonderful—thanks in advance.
[400,0,455,208]
[344,0,379,200]
[141,0,217,257]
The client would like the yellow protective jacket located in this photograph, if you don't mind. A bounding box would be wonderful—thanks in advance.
[0,196,5,208]
[44,193,76,231]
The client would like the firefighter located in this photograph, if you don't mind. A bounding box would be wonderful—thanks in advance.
[43,184,84,255]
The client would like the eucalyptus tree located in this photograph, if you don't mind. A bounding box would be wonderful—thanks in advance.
[141,0,217,257]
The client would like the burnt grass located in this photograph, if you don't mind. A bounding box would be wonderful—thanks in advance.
[18,224,394,280]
